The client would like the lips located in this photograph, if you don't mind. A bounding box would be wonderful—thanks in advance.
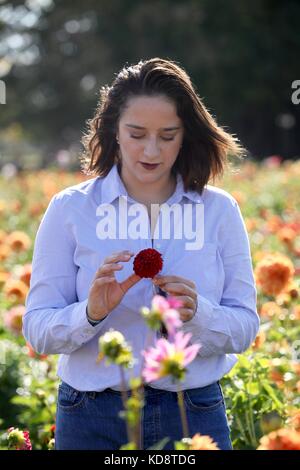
[140,162,160,169]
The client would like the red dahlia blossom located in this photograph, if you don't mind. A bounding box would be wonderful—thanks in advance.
[133,248,163,278]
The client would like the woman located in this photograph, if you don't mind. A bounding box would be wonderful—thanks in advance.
[23,58,259,450]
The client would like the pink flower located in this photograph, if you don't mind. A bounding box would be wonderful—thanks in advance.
[263,155,282,168]
[7,427,32,450]
[152,294,183,313]
[151,295,170,313]
[163,308,183,337]
[4,305,25,335]
[142,331,201,382]
[151,294,183,336]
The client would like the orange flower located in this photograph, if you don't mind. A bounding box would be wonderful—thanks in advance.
[231,191,246,207]
[254,250,268,263]
[252,330,266,349]
[255,253,294,296]
[257,428,300,450]
[4,279,29,303]
[283,280,299,299]
[245,218,258,232]
[4,305,25,335]
[265,215,283,234]
[259,302,281,319]
[0,270,10,287]
[275,292,291,307]
[189,433,220,450]
[291,305,300,320]
[19,264,32,287]
[0,244,11,261]
[269,369,284,388]
[288,411,300,431]
[277,226,297,248]
[291,362,300,376]
[0,200,6,216]
[29,203,45,218]
[0,229,8,244]
[10,200,22,213]
[5,231,31,252]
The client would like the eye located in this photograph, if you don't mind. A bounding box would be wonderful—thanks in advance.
[130,135,175,141]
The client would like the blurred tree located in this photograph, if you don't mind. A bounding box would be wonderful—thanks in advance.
[0,0,299,167]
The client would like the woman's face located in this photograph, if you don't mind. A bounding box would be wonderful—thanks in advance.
[116,94,184,186]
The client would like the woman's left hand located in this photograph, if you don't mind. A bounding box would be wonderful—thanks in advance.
[152,275,198,322]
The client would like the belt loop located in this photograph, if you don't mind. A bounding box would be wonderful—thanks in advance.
[89,391,96,399]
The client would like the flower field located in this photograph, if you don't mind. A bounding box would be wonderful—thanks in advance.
[0,159,299,450]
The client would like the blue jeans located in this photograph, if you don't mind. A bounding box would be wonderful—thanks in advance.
[55,381,232,450]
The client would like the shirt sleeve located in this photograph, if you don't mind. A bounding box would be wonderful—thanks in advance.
[182,197,260,357]
[22,194,109,355]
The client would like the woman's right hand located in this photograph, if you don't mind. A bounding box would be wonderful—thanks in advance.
[87,250,141,321]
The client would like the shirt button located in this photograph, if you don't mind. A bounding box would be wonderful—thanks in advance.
[84,328,92,334]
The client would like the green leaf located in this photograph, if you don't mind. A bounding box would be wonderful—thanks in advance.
[146,437,170,450]
[261,383,283,409]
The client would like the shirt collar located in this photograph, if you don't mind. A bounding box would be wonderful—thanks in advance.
[100,163,203,205]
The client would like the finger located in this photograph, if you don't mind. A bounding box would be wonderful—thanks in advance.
[93,276,116,287]
[160,283,196,299]
[154,276,195,289]
[95,263,123,278]
[94,253,133,279]
[104,251,134,264]
[119,273,141,293]
[177,308,195,322]
[170,295,195,310]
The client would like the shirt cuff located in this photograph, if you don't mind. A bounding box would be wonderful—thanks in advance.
[70,299,109,344]
[86,306,107,326]
[183,294,232,337]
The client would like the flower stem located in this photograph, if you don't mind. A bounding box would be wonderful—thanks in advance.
[119,366,134,445]
[177,389,189,438]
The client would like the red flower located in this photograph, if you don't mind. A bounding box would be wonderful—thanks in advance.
[26,342,48,360]
[50,424,56,435]
[133,248,163,278]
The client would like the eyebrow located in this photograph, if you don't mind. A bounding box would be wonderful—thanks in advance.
[125,124,181,131]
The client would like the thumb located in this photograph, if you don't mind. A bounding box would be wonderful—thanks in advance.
[120,273,142,293]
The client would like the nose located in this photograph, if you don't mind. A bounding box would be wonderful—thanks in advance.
[143,138,160,159]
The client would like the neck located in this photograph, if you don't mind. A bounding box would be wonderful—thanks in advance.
[118,163,177,206]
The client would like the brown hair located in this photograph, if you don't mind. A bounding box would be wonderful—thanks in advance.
[80,57,245,194]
